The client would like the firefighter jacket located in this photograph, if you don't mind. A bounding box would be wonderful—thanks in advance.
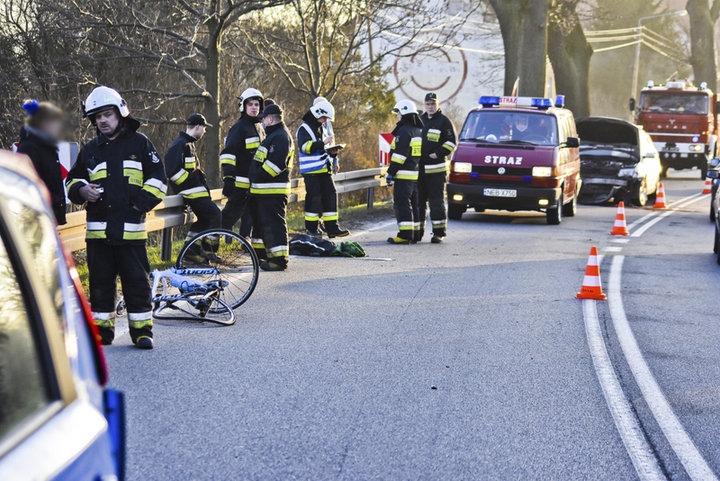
[16,126,67,225]
[249,122,294,196]
[165,131,209,199]
[220,114,264,189]
[420,110,457,174]
[66,118,167,244]
[387,115,423,181]
[297,112,333,175]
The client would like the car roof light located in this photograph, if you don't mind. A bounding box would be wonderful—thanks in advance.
[479,96,553,109]
[647,80,654,88]
[479,96,500,107]
[555,95,565,108]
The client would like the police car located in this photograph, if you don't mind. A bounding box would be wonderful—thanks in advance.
[0,151,125,480]
[447,95,581,224]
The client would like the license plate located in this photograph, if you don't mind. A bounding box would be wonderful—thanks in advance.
[664,145,679,152]
[483,188,517,198]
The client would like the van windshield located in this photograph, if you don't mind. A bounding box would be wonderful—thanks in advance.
[639,93,708,115]
[459,111,559,147]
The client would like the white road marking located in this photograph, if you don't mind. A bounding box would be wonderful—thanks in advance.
[612,238,631,244]
[631,195,707,238]
[608,256,718,481]
[627,193,704,231]
[605,246,623,252]
[582,300,666,481]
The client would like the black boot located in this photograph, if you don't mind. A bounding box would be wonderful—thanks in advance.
[260,259,288,271]
[98,326,115,346]
[183,242,208,264]
[130,327,154,350]
[325,221,350,238]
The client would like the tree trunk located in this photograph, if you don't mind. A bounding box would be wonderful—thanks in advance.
[687,0,719,91]
[548,4,593,117]
[489,0,550,97]
[204,29,222,188]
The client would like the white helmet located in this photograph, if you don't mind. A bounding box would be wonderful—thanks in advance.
[313,96,328,105]
[84,86,129,118]
[310,99,335,121]
[392,99,417,115]
[237,88,264,113]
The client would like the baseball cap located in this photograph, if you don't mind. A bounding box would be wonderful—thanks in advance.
[258,103,283,119]
[425,92,439,102]
[186,113,212,127]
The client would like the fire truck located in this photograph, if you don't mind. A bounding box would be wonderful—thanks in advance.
[633,80,718,179]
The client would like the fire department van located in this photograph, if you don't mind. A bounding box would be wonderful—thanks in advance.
[447,96,581,225]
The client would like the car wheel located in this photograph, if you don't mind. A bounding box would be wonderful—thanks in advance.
[448,204,466,220]
[562,185,577,217]
[632,178,648,207]
[714,227,719,254]
[711,204,716,222]
[547,192,563,225]
[701,166,709,179]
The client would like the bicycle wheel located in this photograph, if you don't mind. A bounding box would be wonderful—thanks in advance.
[152,294,236,326]
[176,229,259,311]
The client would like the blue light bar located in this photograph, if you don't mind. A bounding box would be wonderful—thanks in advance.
[530,98,552,109]
[479,96,500,106]
[555,95,565,108]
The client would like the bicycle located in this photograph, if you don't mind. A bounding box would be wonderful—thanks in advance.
[149,229,259,326]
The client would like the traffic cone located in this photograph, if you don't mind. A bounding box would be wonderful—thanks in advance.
[653,182,667,209]
[577,247,606,300]
[703,178,712,194]
[610,201,630,236]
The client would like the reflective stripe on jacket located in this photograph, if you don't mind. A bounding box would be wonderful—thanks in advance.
[164,131,210,199]
[249,122,294,196]
[420,110,457,174]
[387,121,422,181]
[220,114,264,188]
[296,111,331,175]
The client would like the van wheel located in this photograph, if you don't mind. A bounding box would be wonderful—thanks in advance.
[448,204,466,220]
[701,166,709,180]
[547,193,563,225]
[562,185,578,217]
[714,227,719,254]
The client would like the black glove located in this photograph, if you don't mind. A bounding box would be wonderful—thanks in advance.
[222,178,235,198]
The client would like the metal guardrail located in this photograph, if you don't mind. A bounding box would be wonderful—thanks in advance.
[57,167,388,259]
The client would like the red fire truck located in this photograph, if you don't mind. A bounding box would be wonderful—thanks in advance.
[633,80,718,179]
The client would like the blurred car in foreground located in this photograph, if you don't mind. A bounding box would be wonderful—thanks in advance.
[0,150,124,480]
[577,117,662,206]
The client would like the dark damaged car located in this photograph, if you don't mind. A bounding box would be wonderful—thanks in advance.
[577,117,662,206]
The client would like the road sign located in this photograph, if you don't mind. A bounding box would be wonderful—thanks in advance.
[378,133,394,166]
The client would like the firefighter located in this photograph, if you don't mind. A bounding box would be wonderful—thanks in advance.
[386,99,423,244]
[165,113,221,262]
[66,86,166,349]
[249,103,294,271]
[418,92,456,243]
[220,88,265,241]
[296,98,350,238]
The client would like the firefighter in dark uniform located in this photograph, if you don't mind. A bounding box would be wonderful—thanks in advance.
[249,103,294,271]
[220,88,264,243]
[386,99,423,244]
[419,92,456,243]
[165,113,221,261]
[296,98,349,238]
[66,86,166,349]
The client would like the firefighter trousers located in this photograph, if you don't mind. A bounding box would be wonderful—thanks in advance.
[418,171,447,237]
[252,195,289,264]
[186,195,221,235]
[222,188,253,238]
[393,179,420,240]
[303,173,339,230]
[86,241,152,340]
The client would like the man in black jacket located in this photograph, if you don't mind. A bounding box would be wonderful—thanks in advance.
[419,93,456,243]
[220,88,264,242]
[66,86,166,349]
[386,99,423,244]
[165,113,220,261]
[250,104,294,271]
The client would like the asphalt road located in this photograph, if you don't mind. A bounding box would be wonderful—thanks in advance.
[106,171,720,481]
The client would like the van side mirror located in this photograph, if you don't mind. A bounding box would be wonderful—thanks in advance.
[563,136,580,149]
[716,101,720,113]
[629,98,636,112]
[643,152,655,159]
[707,169,719,179]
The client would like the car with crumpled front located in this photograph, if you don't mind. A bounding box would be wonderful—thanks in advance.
[577,116,662,206]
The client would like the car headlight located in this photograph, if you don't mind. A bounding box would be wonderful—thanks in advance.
[690,144,704,152]
[532,166,553,177]
[453,162,472,173]
[618,168,636,177]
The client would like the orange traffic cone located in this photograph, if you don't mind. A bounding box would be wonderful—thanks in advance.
[653,182,667,209]
[703,178,712,194]
[577,247,607,300]
[610,201,630,236]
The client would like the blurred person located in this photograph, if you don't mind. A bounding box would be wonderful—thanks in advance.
[220,88,265,243]
[386,99,423,244]
[296,98,350,238]
[66,86,166,349]
[165,113,221,262]
[249,103,294,271]
[16,99,67,225]
[418,93,456,243]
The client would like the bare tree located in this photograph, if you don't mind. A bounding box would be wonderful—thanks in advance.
[548,0,592,117]
[686,0,720,90]
[488,0,551,97]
